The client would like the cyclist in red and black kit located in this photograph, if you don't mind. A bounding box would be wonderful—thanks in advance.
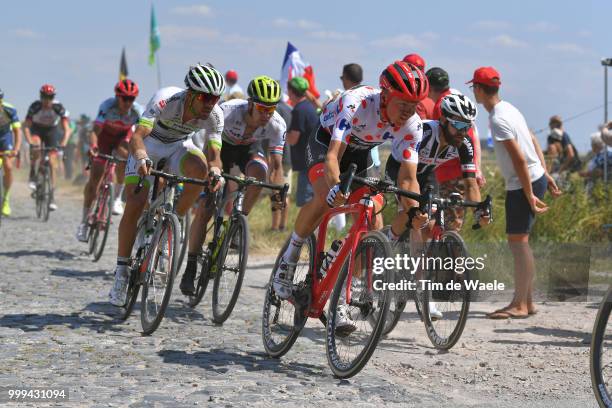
[24,84,71,210]
[76,79,143,242]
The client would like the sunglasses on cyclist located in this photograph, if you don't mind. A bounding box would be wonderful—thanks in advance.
[447,118,472,131]
[40,94,55,100]
[254,102,276,114]
[119,95,136,102]
[195,92,220,104]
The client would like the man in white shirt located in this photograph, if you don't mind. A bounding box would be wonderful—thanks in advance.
[469,66,560,319]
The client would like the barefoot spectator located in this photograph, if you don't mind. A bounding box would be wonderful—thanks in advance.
[469,66,561,319]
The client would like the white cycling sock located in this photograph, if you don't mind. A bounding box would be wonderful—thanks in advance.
[82,207,88,223]
[283,231,305,263]
[116,257,129,276]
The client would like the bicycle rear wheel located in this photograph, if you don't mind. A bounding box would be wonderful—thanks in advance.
[421,230,470,350]
[90,184,114,262]
[326,230,392,378]
[380,227,410,336]
[262,234,314,358]
[140,213,180,335]
[591,286,612,408]
[212,214,248,324]
[188,248,212,307]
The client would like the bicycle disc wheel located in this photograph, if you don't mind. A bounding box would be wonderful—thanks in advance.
[421,230,470,350]
[326,230,392,378]
[177,210,191,269]
[91,184,114,262]
[262,234,314,358]
[212,214,248,324]
[591,286,612,408]
[140,213,180,335]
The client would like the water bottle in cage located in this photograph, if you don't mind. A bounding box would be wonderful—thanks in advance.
[320,239,344,278]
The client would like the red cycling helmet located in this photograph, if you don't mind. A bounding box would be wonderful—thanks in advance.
[115,79,139,97]
[379,61,429,102]
[40,84,56,96]
[402,53,426,71]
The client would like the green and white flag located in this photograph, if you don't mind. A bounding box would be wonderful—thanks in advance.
[149,4,160,66]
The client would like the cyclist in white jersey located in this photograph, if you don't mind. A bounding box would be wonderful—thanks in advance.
[109,64,226,307]
[272,61,431,331]
[180,76,286,296]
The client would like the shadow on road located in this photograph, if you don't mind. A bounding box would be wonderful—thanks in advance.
[158,348,326,378]
[51,268,111,281]
[0,250,75,260]
[490,326,591,347]
[0,302,130,334]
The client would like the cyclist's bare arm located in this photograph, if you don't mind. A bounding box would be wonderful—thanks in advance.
[463,177,481,203]
[59,117,71,146]
[324,140,347,187]
[205,143,223,192]
[396,161,420,211]
[129,125,152,176]
[268,153,283,185]
[12,125,22,154]
[129,125,151,159]
[90,124,102,150]
[23,119,33,144]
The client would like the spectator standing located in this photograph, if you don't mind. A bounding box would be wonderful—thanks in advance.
[223,70,244,101]
[286,77,316,208]
[469,66,560,319]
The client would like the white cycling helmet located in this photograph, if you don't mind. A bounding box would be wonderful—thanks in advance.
[184,63,226,96]
[441,93,478,122]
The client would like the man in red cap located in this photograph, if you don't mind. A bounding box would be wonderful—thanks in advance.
[223,69,244,101]
[403,54,434,119]
[469,66,560,319]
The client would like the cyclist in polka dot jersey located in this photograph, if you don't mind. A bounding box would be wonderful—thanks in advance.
[273,61,431,332]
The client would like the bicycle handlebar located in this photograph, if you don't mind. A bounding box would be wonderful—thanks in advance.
[134,165,212,195]
[346,171,492,230]
[94,153,128,164]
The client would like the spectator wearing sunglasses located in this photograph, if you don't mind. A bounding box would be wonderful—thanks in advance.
[469,66,560,319]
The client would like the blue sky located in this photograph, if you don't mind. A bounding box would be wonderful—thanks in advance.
[1,0,610,152]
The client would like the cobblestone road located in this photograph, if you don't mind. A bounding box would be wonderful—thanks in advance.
[0,181,601,407]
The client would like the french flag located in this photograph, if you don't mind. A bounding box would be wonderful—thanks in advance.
[280,42,320,99]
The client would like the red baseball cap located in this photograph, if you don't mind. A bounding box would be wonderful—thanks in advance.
[225,70,238,81]
[466,66,501,87]
[402,53,426,71]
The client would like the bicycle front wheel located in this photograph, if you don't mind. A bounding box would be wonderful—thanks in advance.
[42,170,52,222]
[421,230,470,350]
[140,213,180,335]
[262,234,315,358]
[90,184,114,262]
[591,286,612,408]
[326,230,392,378]
[212,214,248,324]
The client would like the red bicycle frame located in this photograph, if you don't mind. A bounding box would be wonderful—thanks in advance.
[305,192,380,318]
[89,159,117,225]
